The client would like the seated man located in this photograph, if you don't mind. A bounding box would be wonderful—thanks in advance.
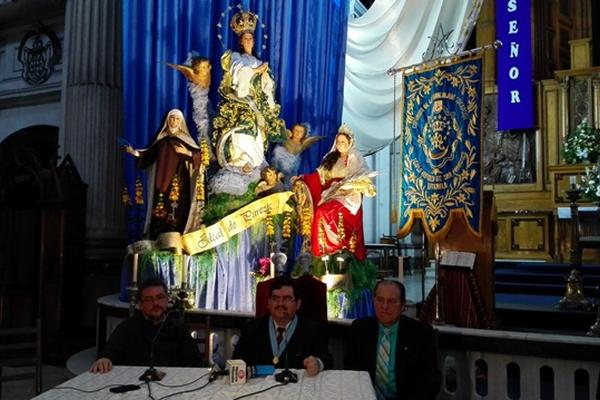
[345,280,441,400]
[233,277,332,376]
[90,279,202,373]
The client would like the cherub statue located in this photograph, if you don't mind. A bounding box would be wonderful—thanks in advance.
[167,57,211,89]
[255,166,285,198]
[271,123,322,188]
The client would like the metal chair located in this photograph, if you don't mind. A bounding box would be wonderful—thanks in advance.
[0,318,42,399]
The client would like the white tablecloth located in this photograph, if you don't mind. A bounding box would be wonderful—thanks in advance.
[33,366,375,400]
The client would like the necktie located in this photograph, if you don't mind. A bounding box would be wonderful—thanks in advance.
[276,327,285,344]
[375,329,391,400]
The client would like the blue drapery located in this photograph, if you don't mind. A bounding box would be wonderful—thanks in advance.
[122,0,349,241]
[397,56,483,240]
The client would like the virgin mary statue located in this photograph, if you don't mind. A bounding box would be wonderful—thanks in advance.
[212,10,286,177]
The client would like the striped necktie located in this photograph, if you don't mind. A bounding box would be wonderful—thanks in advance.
[375,329,391,400]
[276,327,285,344]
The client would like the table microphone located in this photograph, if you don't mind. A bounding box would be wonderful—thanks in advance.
[139,311,170,382]
[275,332,298,384]
[209,363,275,382]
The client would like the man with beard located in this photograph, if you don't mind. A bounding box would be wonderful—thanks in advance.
[232,277,332,376]
[90,279,202,373]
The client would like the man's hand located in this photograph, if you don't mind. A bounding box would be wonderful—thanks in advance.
[303,355,321,377]
[90,357,113,374]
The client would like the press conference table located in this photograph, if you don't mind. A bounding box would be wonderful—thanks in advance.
[33,366,375,399]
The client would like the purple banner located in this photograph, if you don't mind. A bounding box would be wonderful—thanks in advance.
[496,0,533,130]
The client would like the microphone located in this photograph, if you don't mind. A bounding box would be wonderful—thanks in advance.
[139,311,170,382]
[209,362,275,383]
[275,331,297,384]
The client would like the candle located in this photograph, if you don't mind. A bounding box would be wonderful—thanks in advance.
[521,132,527,169]
[569,175,577,188]
[132,253,139,285]
[435,243,440,262]
[182,254,188,287]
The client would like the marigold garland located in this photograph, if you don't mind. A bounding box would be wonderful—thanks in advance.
[121,186,132,207]
[134,177,144,205]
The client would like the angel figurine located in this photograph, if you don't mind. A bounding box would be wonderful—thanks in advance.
[270,123,321,188]
[167,57,211,90]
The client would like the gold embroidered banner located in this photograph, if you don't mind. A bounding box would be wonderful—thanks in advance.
[398,56,483,240]
[182,191,293,254]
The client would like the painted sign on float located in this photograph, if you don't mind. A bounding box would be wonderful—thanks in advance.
[496,0,533,130]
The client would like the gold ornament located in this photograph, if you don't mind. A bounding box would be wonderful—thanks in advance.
[282,211,292,239]
[349,232,357,253]
[135,177,144,205]
[200,139,210,167]
[169,174,180,203]
[265,209,275,238]
[153,193,167,218]
[121,186,132,207]
[230,10,257,36]
[337,211,345,243]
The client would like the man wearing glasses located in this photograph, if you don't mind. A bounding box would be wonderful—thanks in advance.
[233,277,332,376]
[345,279,441,400]
[90,279,202,373]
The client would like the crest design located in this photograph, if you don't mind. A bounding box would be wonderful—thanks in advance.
[398,56,483,239]
[17,27,61,86]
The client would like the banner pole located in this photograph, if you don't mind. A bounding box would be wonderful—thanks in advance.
[387,40,502,76]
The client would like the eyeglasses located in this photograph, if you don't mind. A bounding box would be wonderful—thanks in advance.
[269,295,296,304]
[140,294,168,304]
[374,296,401,307]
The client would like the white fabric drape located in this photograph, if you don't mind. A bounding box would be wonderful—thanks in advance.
[343,0,483,153]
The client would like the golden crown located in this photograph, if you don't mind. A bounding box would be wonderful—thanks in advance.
[230,11,257,36]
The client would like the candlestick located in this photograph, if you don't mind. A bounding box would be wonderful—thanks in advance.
[569,175,577,188]
[336,256,345,274]
[520,132,527,169]
[182,254,188,288]
[132,253,139,285]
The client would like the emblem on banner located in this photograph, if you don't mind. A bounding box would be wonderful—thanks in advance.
[399,57,483,239]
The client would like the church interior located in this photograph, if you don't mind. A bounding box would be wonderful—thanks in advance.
[1,0,600,399]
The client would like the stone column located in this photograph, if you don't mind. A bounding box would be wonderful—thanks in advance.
[61,0,125,264]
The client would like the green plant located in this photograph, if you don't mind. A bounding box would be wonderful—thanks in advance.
[563,119,600,164]
[582,162,600,202]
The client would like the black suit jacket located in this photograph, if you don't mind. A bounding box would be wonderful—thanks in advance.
[232,316,333,370]
[344,315,441,400]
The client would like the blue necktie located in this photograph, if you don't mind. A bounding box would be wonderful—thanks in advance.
[375,329,391,400]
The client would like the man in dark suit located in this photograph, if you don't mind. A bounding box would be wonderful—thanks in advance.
[90,279,202,373]
[233,277,332,376]
[345,280,441,400]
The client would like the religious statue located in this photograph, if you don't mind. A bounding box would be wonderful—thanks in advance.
[167,57,211,89]
[212,10,286,174]
[168,56,214,160]
[125,109,203,239]
[293,125,376,260]
[254,166,285,198]
[270,123,322,188]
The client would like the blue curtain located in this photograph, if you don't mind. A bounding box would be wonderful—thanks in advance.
[123,0,349,240]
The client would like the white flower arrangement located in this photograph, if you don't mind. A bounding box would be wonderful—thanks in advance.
[582,162,600,202]
[563,118,600,164]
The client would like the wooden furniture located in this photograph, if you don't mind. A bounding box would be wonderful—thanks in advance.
[0,319,42,399]
[0,125,87,357]
[420,191,496,327]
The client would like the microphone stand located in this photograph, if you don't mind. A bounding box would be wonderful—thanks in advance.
[140,312,169,382]
[274,332,297,384]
